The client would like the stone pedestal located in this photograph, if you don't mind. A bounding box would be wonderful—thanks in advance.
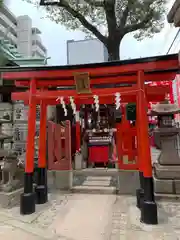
[154,128,180,195]
[154,163,180,179]
[47,170,73,190]
[0,188,23,208]
[154,163,180,194]
[117,171,140,195]
[156,128,180,165]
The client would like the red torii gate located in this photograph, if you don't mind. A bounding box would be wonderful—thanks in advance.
[1,53,179,225]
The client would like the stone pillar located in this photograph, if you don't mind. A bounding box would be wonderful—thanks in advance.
[75,152,83,170]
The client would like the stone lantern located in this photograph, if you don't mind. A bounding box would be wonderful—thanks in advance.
[151,101,180,195]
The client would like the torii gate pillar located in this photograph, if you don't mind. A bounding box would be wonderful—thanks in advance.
[137,71,158,225]
[20,79,36,215]
[35,100,48,204]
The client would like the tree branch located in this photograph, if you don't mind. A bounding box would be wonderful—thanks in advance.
[119,0,133,29]
[124,10,153,33]
[104,0,117,36]
[83,0,104,7]
[40,0,107,44]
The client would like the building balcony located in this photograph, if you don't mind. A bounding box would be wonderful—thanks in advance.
[0,12,17,37]
[32,39,47,55]
[32,27,41,34]
[0,5,17,26]
[0,27,17,46]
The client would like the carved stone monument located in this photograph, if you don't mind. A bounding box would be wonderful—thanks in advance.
[0,152,24,192]
[0,102,25,208]
[151,101,180,194]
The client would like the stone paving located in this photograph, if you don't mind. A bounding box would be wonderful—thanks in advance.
[0,192,180,239]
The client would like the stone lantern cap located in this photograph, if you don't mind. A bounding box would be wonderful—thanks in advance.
[150,102,180,116]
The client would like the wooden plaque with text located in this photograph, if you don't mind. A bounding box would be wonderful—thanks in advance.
[74,72,91,94]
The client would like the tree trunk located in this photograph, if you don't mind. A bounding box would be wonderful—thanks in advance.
[107,38,121,61]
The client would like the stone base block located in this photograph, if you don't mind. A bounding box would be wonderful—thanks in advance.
[141,201,158,225]
[47,170,73,190]
[174,180,180,194]
[154,177,174,194]
[0,188,23,208]
[117,171,140,195]
[75,153,83,170]
[154,163,180,179]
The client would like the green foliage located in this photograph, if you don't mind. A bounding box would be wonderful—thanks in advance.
[25,0,166,39]
[24,0,167,59]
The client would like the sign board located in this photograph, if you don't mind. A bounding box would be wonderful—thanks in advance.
[74,72,91,94]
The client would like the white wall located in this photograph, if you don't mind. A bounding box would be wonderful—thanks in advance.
[16,15,32,57]
[67,39,107,65]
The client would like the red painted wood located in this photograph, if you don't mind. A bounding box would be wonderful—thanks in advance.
[11,85,170,105]
[14,72,176,87]
[2,58,178,80]
[88,146,109,163]
[115,107,138,170]
[25,79,36,173]
[137,71,152,177]
[38,101,47,168]
[47,121,72,171]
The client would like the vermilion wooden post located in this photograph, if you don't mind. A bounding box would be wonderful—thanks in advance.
[20,79,37,215]
[169,81,174,103]
[137,71,158,225]
[35,100,48,204]
[136,88,145,209]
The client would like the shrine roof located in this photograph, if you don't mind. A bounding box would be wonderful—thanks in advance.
[0,53,178,73]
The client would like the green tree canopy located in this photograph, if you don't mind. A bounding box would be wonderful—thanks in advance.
[25,0,167,60]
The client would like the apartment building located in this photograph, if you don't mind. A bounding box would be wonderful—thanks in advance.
[0,5,47,58]
[67,39,108,65]
[0,5,17,48]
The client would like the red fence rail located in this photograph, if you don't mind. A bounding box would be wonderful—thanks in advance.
[47,120,72,170]
[116,109,138,170]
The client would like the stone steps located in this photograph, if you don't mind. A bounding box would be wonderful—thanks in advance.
[73,170,140,195]
[73,168,119,177]
[71,185,117,195]
[72,175,116,194]
[86,176,112,181]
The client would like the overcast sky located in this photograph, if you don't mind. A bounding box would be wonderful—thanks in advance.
[7,0,178,65]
